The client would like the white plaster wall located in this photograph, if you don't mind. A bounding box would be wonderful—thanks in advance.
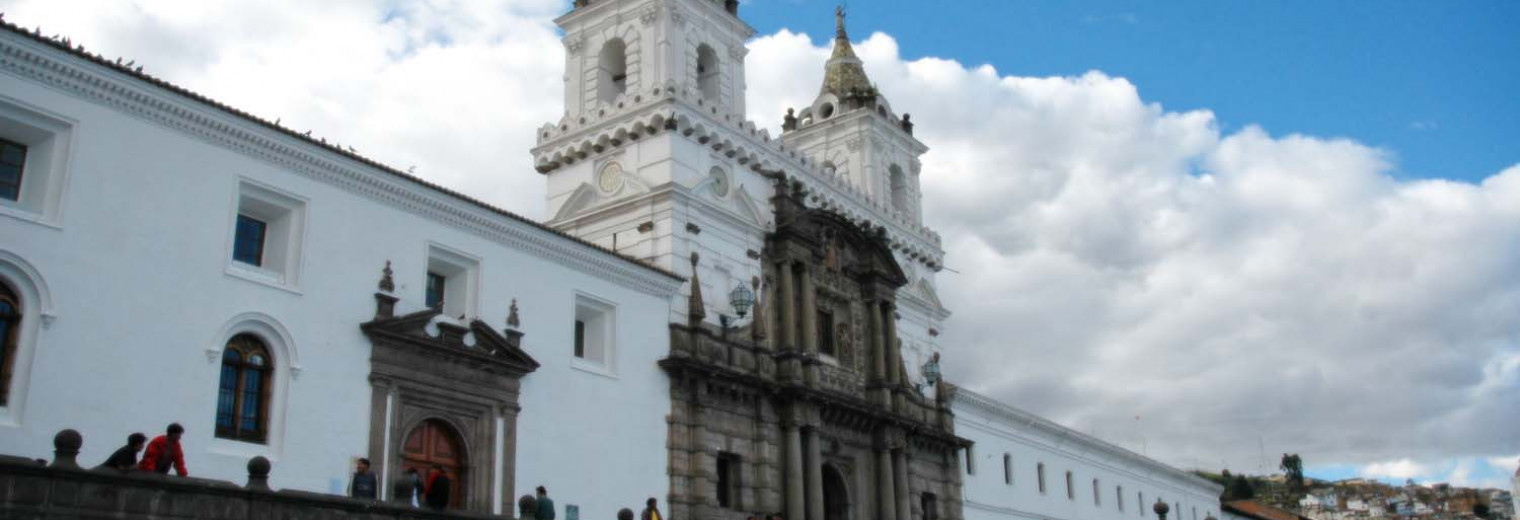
[0,56,675,515]
[955,394,1222,520]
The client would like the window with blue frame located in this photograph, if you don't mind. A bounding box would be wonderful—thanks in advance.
[232,215,268,267]
[425,272,447,309]
[215,334,270,443]
[0,139,26,202]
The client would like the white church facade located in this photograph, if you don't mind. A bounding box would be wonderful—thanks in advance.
[0,1,1221,519]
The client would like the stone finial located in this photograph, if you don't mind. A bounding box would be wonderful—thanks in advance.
[378,260,395,293]
[783,108,798,132]
[688,252,706,325]
[900,113,914,135]
[507,298,521,330]
[1154,499,1170,520]
[618,508,635,520]
[246,456,272,491]
[51,429,82,470]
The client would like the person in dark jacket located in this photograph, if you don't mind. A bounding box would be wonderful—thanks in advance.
[393,468,423,506]
[99,432,147,470]
[350,458,378,500]
[424,464,452,510]
[136,423,188,475]
[535,485,556,520]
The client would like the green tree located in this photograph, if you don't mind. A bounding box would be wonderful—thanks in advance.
[1279,454,1305,492]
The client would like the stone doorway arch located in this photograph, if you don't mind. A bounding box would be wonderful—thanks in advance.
[402,419,466,509]
[823,463,851,520]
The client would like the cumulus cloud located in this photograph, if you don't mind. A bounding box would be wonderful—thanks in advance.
[6,1,1517,478]
[746,30,1520,474]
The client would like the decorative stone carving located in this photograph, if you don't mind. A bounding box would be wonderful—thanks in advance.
[564,36,585,56]
[639,6,660,26]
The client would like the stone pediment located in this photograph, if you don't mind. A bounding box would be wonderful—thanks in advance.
[775,208,908,288]
[361,308,540,377]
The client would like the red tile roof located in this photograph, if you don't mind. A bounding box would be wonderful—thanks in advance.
[1224,500,1310,520]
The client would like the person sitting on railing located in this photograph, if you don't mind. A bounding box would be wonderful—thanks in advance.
[99,432,146,471]
[136,423,188,476]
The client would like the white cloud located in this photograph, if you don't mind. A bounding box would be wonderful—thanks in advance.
[1360,459,1430,481]
[5,0,1518,477]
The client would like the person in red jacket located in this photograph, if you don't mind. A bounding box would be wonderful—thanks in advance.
[137,423,188,476]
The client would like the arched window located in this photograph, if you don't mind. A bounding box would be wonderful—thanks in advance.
[598,38,628,103]
[0,282,19,406]
[216,334,272,443]
[697,44,720,101]
[889,164,910,213]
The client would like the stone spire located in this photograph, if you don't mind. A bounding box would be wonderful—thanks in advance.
[819,5,877,103]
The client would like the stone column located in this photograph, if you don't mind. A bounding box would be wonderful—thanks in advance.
[804,428,824,520]
[894,449,911,520]
[868,298,884,381]
[800,264,818,355]
[779,262,797,350]
[877,448,898,520]
[785,424,806,520]
[883,301,901,386]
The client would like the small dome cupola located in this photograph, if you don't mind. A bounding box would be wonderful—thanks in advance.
[819,6,878,109]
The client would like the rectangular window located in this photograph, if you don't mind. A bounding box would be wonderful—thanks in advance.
[1003,454,1013,485]
[0,139,25,201]
[1066,471,1074,500]
[1139,493,1145,517]
[964,446,975,475]
[1118,486,1125,512]
[818,310,835,356]
[426,244,480,318]
[922,493,939,520]
[228,180,307,288]
[1094,479,1101,506]
[425,272,447,308]
[1037,463,1046,493]
[573,293,616,370]
[232,214,268,266]
[574,320,587,358]
[717,452,741,509]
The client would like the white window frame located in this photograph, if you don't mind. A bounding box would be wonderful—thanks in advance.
[425,243,481,320]
[0,96,74,228]
[226,179,307,292]
[571,292,617,377]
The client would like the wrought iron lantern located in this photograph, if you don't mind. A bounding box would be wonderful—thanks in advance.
[915,352,942,392]
[728,281,755,318]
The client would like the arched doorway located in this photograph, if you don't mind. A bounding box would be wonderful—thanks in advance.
[402,419,466,509]
[823,464,850,520]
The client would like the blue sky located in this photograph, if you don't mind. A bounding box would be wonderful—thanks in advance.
[741,0,1520,183]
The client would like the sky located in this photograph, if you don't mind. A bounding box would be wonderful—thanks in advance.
[1,0,1516,490]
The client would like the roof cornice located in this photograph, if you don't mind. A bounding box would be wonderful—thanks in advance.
[954,388,1224,496]
[0,23,684,296]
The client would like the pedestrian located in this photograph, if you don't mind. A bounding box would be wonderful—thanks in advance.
[99,432,147,470]
[536,485,557,520]
[424,464,452,510]
[350,458,378,500]
[641,497,663,520]
[393,467,423,507]
[136,423,188,475]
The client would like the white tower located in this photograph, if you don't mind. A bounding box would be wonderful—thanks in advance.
[533,0,772,324]
[531,2,948,369]
[778,7,947,380]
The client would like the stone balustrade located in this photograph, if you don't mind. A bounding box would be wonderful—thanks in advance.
[0,429,509,520]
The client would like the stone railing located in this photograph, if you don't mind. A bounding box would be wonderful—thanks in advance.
[0,429,507,520]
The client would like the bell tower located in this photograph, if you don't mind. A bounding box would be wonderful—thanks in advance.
[534,0,770,326]
[555,0,752,121]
